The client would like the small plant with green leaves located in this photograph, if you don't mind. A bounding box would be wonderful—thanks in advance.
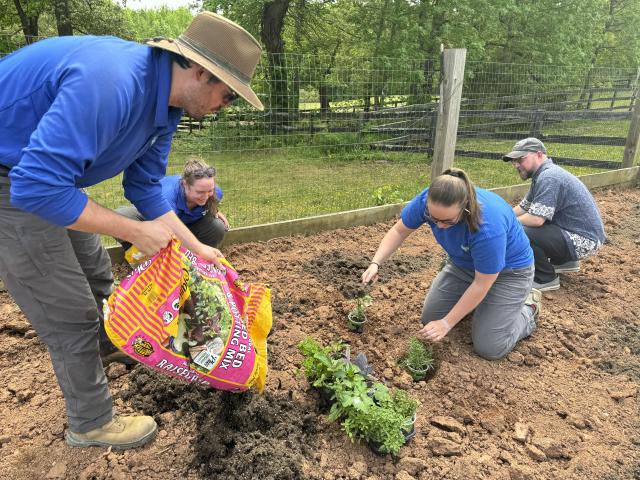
[343,403,406,455]
[347,295,372,333]
[399,336,436,381]
[298,337,350,391]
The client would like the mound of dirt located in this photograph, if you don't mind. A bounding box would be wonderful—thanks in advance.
[1,186,639,480]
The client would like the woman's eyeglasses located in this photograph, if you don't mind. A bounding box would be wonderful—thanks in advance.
[424,208,470,226]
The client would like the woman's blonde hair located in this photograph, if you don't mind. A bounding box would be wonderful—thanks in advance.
[181,157,219,216]
[427,168,481,233]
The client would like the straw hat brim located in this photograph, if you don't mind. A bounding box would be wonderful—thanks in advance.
[147,38,264,111]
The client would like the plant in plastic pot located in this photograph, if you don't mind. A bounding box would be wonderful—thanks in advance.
[393,389,419,442]
[347,295,372,333]
[298,337,421,456]
[399,336,435,381]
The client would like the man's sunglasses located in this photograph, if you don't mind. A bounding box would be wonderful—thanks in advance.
[223,90,240,104]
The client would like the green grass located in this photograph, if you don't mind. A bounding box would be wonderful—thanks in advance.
[90,117,624,246]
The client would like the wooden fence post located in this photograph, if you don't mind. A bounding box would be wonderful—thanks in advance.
[431,48,467,179]
[622,93,640,168]
[529,110,545,138]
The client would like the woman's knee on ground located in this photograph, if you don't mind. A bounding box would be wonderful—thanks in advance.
[472,331,515,360]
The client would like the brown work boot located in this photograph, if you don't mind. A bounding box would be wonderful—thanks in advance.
[65,415,157,449]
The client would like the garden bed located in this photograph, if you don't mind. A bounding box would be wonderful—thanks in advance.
[0,186,639,479]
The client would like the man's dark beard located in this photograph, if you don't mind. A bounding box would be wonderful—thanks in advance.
[185,109,205,121]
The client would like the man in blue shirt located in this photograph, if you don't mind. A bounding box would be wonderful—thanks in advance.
[503,138,606,291]
[0,12,263,449]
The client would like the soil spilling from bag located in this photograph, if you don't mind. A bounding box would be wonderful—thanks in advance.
[122,369,319,479]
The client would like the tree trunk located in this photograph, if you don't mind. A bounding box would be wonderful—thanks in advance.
[318,41,340,116]
[54,0,73,36]
[261,0,291,132]
[13,0,39,44]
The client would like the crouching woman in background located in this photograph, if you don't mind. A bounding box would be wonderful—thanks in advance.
[362,168,541,360]
[117,158,229,250]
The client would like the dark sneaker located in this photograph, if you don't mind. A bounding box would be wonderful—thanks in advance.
[552,260,580,273]
[65,415,157,450]
[533,276,560,292]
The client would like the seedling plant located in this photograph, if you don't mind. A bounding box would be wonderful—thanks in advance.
[399,336,435,381]
[347,294,372,333]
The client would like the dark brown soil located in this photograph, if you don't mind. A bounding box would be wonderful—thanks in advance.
[1,187,639,480]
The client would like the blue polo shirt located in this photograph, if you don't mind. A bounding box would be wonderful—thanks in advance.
[0,36,183,226]
[160,175,224,225]
[401,187,533,274]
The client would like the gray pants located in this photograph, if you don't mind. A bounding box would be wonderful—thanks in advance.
[115,206,226,249]
[421,261,536,360]
[0,175,113,433]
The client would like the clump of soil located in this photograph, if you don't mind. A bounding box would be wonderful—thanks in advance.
[122,369,318,479]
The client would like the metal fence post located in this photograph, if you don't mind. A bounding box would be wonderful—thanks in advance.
[431,48,466,179]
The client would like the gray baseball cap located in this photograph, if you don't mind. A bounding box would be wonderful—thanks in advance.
[502,137,547,161]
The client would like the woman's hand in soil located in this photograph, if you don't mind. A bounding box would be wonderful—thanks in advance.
[418,319,451,342]
[362,263,379,284]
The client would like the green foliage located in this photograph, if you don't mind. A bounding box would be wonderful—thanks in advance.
[372,185,403,206]
[392,389,419,420]
[121,6,193,41]
[399,337,435,381]
[298,337,420,455]
[183,257,231,340]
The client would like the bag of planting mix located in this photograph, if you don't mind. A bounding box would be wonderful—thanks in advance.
[104,239,272,392]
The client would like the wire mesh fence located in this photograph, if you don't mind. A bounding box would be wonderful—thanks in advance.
[2,36,638,240]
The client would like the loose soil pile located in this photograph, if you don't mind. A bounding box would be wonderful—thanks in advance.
[1,187,639,480]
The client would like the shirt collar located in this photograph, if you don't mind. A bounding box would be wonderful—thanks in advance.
[153,49,173,128]
[532,158,554,181]
[175,180,188,213]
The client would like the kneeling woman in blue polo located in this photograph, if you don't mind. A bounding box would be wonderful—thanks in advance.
[117,158,229,249]
[362,168,540,360]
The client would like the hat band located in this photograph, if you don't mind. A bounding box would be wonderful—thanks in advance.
[177,35,252,85]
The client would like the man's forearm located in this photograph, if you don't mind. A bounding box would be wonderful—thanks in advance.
[517,212,545,227]
[68,198,144,242]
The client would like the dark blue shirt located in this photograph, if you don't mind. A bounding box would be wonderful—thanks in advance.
[0,36,183,226]
[160,175,223,225]
[401,187,533,274]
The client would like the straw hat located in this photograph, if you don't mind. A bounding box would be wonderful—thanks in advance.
[147,11,264,110]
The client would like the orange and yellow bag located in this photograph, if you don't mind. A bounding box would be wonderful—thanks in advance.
[104,239,271,392]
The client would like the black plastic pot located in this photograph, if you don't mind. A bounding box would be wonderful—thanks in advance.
[368,440,390,456]
[316,386,334,412]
